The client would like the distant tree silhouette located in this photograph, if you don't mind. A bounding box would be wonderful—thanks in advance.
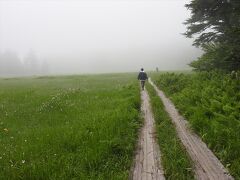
[0,50,50,77]
[0,51,24,76]
[23,50,39,75]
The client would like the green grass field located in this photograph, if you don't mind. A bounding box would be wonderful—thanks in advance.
[1,71,238,179]
[0,74,141,179]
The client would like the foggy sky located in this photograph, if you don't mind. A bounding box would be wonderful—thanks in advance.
[0,0,202,74]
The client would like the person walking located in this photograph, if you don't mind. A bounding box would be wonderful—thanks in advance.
[138,68,148,90]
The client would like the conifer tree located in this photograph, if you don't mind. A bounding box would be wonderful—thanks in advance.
[184,0,240,71]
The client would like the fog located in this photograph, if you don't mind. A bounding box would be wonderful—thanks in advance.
[0,0,202,76]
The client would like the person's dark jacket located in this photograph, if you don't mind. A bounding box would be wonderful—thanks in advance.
[138,71,148,81]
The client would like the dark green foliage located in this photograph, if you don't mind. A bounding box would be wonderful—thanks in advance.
[152,72,240,178]
[185,0,240,71]
[185,0,240,46]
[146,83,195,180]
[189,43,240,71]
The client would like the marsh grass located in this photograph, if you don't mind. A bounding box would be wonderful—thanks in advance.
[0,74,141,179]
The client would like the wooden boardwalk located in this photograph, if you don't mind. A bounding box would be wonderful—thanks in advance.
[131,89,165,180]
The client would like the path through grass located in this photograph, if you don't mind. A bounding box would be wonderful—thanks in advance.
[146,82,194,180]
[151,72,240,178]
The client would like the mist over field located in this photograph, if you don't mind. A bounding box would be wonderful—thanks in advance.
[0,0,202,76]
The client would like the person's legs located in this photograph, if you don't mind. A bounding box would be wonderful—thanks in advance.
[141,80,145,90]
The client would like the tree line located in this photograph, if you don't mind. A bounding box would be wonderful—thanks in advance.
[0,50,49,77]
[185,0,240,72]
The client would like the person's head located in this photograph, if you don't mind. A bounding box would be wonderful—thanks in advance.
[141,68,144,71]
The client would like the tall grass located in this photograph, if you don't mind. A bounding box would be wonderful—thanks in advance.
[146,83,194,180]
[0,74,141,179]
[151,71,240,178]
